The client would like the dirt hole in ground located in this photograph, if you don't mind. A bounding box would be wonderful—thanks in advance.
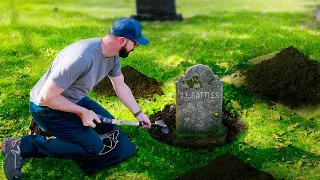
[93,66,163,97]
[246,46,320,108]
[176,154,274,180]
[148,105,246,149]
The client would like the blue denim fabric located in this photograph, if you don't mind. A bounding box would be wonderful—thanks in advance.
[20,96,115,160]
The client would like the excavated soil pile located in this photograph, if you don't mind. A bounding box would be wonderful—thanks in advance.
[176,154,274,180]
[148,105,246,149]
[246,46,320,108]
[93,66,163,97]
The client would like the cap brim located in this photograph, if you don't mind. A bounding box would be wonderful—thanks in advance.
[134,36,149,45]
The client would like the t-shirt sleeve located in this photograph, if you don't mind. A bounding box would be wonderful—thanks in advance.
[49,55,90,89]
[108,56,122,77]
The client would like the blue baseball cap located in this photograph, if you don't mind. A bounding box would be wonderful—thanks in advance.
[110,18,149,45]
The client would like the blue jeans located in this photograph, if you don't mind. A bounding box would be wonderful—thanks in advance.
[20,96,115,160]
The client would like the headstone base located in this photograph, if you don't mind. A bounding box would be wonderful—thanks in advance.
[131,14,183,21]
[148,105,246,149]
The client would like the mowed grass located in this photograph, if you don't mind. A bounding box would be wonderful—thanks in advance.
[0,0,320,179]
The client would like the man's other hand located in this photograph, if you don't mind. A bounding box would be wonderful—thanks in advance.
[136,113,151,129]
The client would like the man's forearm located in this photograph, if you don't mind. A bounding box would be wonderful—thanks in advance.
[39,95,87,116]
[114,84,140,115]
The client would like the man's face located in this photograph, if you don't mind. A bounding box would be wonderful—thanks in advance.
[119,39,139,58]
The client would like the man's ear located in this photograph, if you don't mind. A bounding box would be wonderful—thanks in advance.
[118,37,127,46]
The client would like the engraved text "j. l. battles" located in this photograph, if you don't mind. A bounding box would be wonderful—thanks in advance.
[180,91,220,99]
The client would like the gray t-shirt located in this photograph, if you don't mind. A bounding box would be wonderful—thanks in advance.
[30,38,121,105]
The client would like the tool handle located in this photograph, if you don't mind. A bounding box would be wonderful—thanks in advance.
[112,119,140,126]
[97,114,141,126]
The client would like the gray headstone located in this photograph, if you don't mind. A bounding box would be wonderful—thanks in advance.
[315,5,320,20]
[131,0,183,21]
[176,64,223,132]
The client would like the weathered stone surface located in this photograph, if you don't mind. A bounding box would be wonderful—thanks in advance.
[176,64,223,132]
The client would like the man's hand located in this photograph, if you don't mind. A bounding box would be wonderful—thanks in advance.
[79,109,101,128]
[136,112,151,129]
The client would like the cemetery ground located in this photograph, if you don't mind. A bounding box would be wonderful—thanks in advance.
[0,0,319,179]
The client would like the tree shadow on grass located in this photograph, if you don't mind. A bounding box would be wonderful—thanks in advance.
[4,3,319,82]
[8,0,34,53]
[129,11,320,82]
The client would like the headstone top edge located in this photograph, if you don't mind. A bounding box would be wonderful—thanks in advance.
[176,64,219,83]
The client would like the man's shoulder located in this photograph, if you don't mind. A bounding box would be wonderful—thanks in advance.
[72,38,100,48]
[62,38,101,58]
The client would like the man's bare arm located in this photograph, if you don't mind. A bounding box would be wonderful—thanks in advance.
[37,79,100,127]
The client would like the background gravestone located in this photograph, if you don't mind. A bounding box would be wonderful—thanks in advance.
[131,0,183,21]
[176,64,223,132]
[315,5,320,20]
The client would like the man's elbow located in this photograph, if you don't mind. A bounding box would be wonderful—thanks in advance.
[37,79,63,106]
[37,93,53,106]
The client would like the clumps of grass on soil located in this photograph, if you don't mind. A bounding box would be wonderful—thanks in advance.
[93,66,163,97]
[245,46,320,108]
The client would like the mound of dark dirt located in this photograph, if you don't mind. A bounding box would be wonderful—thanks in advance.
[176,154,274,180]
[148,105,246,149]
[93,66,163,97]
[246,46,320,108]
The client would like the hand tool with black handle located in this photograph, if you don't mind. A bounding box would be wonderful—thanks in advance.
[97,114,169,134]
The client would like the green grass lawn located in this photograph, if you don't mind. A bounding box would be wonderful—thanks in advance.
[1,0,320,179]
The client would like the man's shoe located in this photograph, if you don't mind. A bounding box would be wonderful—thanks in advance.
[2,138,24,180]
